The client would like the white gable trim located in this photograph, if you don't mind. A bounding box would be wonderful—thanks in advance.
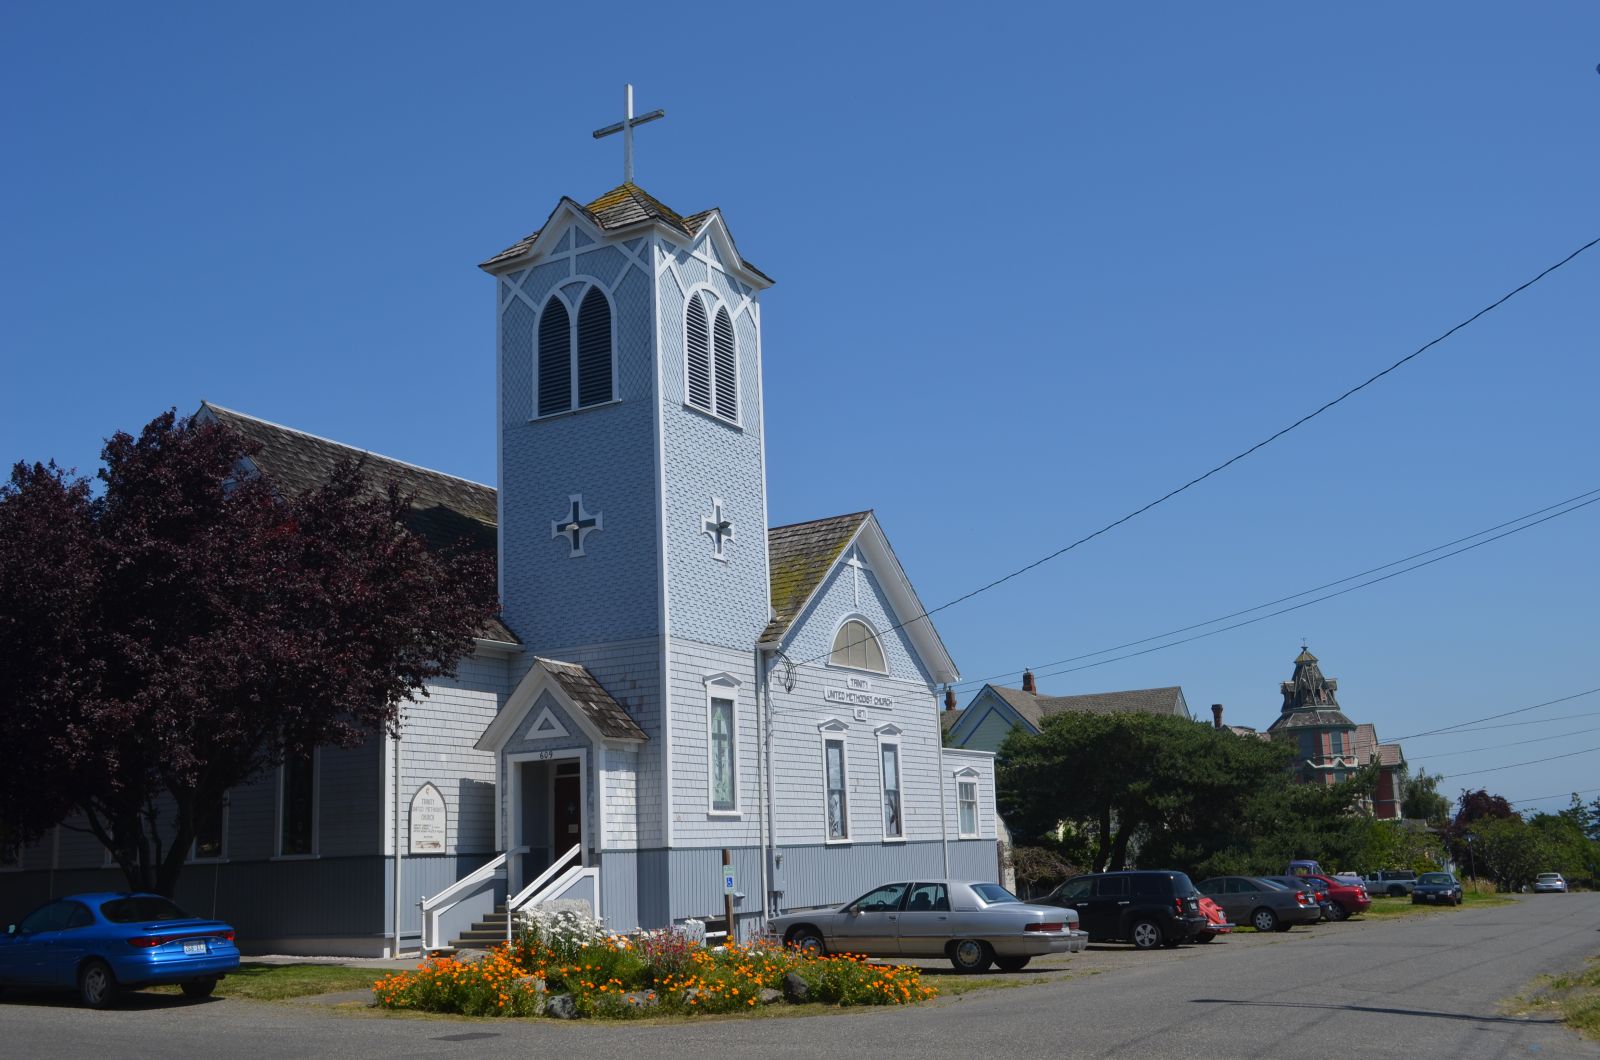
[523,705,570,742]
[475,662,642,752]
[763,514,959,684]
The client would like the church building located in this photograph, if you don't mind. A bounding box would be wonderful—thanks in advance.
[0,98,998,954]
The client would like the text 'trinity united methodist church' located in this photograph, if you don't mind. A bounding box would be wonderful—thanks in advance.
[0,89,999,955]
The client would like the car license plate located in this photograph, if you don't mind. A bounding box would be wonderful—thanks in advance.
[183,940,207,955]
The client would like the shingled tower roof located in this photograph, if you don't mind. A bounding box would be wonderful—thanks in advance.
[1281,646,1340,712]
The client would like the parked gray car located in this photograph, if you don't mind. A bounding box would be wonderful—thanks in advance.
[768,880,1088,973]
[1196,876,1322,932]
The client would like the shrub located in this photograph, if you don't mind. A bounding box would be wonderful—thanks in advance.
[512,905,609,963]
[372,949,542,1016]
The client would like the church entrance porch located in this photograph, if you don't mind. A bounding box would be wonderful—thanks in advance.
[508,752,587,894]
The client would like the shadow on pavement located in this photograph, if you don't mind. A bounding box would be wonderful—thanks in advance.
[1190,998,1559,1025]
[0,988,212,1012]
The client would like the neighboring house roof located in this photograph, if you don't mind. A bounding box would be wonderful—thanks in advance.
[940,709,963,734]
[1351,723,1378,761]
[196,403,517,645]
[974,684,1192,734]
[1266,708,1354,732]
[763,511,872,644]
[1376,743,1404,767]
[480,183,771,283]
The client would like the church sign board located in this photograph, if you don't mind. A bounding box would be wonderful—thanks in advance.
[824,676,893,709]
[409,783,448,854]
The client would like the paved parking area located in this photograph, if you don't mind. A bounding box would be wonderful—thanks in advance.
[2,893,1597,1059]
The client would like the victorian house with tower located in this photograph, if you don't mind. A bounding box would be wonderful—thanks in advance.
[0,88,998,955]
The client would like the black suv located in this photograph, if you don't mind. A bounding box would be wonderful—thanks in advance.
[1039,871,1209,950]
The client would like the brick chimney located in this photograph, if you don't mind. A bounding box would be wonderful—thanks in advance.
[1211,703,1224,729]
[1022,669,1036,694]
[944,688,957,712]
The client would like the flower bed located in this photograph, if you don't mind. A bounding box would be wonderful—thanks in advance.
[373,912,936,1019]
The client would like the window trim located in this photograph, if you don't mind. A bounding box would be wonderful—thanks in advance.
[827,615,889,676]
[274,748,321,860]
[955,768,980,839]
[820,722,851,844]
[681,286,741,428]
[703,672,742,817]
[188,794,230,864]
[532,278,618,420]
[876,724,905,843]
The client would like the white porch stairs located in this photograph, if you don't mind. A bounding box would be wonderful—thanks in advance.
[420,845,599,954]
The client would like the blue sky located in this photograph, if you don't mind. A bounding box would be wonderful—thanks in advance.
[4,2,1598,815]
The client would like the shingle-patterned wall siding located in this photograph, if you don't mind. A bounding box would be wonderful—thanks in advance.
[781,551,931,686]
[666,639,761,847]
[657,241,771,651]
[498,226,660,651]
[391,656,508,857]
[603,748,640,849]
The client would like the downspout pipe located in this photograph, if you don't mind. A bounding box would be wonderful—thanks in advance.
[393,727,404,957]
[936,687,950,878]
[755,647,770,930]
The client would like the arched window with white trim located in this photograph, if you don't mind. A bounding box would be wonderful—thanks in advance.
[537,285,613,417]
[684,291,738,424]
[831,618,886,673]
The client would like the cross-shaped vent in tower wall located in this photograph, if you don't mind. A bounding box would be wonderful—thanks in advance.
[552,494,603,557]
[701,497,735,561]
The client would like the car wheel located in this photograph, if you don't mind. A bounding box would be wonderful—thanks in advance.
[1251,909,1278,933]
[784,925,826,956]
[1129,919,1164,950]
[181,977,218,999]
[1195,931,1216,943]
[994,956,1030,972]
[949,939,994,974]
[78,960,117,1009]
[1329,903,1350,922]
[1411,896,1420,905]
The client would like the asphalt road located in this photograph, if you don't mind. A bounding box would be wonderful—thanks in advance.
[3,893,1597,1059]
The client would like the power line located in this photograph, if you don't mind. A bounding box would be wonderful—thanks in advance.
[807,233,1600,673]
[1407,725,1600,762]
[1404,710,1600,741]
[1441,744,1600,781]
[989,493,1600,688]
[1507,785,1600,807]
[949,486,1600,691]
[1389,687,1600,742]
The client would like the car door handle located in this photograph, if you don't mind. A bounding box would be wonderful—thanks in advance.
[1117,901,1130,905]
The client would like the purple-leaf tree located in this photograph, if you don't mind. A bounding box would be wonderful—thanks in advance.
[0,410,500,895]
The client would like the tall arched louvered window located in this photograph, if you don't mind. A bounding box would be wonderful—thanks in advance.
[537,297,572,417]
[537,286,613,417]
[684,291,738,424]
[713,306,737,421]
[576,288,612,408]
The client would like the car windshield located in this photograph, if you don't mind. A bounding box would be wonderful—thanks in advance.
[1537,874,1561,880]
[971,883,1021,905]
[1418,873,1453,885]
[100,896,193,923]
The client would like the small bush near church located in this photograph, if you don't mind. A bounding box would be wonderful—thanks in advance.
[372,935,935,1018]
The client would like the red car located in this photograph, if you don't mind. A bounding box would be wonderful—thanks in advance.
[1303,873,1370,919]
[1195,896,1233,942]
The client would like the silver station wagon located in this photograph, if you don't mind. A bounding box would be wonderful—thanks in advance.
[768,880,1088,973]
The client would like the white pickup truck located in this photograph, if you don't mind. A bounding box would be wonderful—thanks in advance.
[1361,870,1417,897]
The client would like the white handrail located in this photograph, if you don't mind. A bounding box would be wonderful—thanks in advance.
[506,843,582,913]
[419,846,526,952]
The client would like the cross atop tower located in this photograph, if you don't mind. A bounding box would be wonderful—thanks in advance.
[592,83,665,185]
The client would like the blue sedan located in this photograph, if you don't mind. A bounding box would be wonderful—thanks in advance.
[1,893,239,1007]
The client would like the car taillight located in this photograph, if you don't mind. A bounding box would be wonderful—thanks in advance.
[220,930,235,942]
[1296,893,1308,905]
[1025,922,1065,932]
[128,935,169,948]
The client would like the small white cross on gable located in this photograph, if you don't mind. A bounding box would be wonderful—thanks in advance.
[701,497,735,562]
[845,550,868,607]
[552,494,603,557]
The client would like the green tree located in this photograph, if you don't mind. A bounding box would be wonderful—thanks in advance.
[1400,770,1450,823]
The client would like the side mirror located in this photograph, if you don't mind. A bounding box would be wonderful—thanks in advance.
[846,905,861,917]
[5,924,15,936]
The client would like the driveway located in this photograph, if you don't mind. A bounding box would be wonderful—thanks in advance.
[2,893,1597,1059]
